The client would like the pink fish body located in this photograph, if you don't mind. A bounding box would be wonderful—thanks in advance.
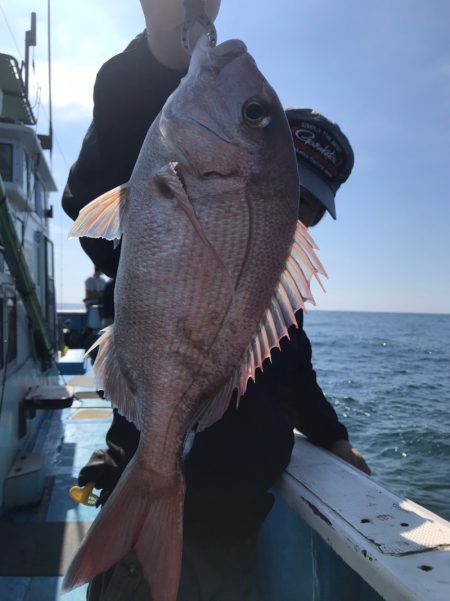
[64,38,326,601]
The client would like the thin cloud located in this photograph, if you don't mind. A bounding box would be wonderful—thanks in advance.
[33,62,96,113]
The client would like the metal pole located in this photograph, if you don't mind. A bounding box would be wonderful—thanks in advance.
[24,12,37,100]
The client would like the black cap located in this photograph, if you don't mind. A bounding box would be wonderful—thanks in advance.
[285,108,354,219]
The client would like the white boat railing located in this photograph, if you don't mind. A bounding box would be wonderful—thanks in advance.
[255,433,450,601]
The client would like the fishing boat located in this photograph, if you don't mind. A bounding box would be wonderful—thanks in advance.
[0,11,74,511]
[1,11,449,601]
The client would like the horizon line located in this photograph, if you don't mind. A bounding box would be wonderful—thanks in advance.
[57,303,450,317]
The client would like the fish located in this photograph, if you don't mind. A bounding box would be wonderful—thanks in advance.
[62,37,326,601]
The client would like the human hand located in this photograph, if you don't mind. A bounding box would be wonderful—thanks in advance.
[329,439,371,475]
[78,449,121,490]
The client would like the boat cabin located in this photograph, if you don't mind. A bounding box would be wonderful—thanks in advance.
[0,48,61,511]
[0,52,57,340]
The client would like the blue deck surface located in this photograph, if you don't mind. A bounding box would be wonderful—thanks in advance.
[0,577,88,601]
[1,375,112,601]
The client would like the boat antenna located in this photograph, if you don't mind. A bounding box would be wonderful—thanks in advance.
[34,1,53,154]
[24,12,36,101]
[23,8,53,153]
[46,0,53,155]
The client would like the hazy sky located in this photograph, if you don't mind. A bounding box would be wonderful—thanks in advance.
[1,0,449,313]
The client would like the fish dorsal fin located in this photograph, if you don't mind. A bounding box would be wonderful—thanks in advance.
[86,325,141,430]
[196,220,326,432]
[68,184,129,241]
[237,220,326,392]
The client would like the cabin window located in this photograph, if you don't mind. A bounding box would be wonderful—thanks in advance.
[46,237,54,280]
[34,179,43,216]
[0,143,13,182]
[45,237,56,345]
[15,216,25,245]
[28,165,35,206]
[6,297,17,363]
[23,151,30,196]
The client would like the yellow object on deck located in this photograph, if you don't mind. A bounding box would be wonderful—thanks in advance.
[69,482,99,506]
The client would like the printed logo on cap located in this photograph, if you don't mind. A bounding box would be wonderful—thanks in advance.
[291,120,345,184]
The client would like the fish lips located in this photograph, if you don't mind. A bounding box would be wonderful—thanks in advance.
[190,37,248,74]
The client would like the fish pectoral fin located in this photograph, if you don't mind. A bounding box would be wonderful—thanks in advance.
[68,184,129,240]
[156,163,233,287]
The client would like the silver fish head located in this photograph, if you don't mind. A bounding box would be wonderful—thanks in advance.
[159,36,299,211]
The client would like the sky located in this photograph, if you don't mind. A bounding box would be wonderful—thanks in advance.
[1,0,449,314]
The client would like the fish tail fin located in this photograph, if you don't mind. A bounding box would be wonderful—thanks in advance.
[62,458,185,601]
[135,480,185,601]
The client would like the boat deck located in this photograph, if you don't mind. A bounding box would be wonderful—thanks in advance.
[0,374,112,601]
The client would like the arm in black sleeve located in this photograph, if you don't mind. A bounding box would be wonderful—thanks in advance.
[61,35,147,276]
[62,120,121,276]
[272,311,349,448]
[61,32,186,276]
[291,325,348,447]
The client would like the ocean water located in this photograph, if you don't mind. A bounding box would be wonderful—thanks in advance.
[303,310,450,521]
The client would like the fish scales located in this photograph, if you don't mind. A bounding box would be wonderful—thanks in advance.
[63,37,324,601]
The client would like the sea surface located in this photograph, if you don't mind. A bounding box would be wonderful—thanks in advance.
[304,310,450,521]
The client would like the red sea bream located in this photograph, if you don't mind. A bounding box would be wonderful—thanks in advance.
[63,37,326,601]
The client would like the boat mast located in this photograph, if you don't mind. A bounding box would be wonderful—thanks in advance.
[46,0,53,154]
[23,9,53,152]
[24,12,36,101]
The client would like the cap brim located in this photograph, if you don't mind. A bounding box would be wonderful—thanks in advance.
[298,163,337,219]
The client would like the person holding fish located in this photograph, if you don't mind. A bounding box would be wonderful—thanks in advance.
[62,1,369,600]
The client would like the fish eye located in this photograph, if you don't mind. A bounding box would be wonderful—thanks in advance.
[242,98,271,128]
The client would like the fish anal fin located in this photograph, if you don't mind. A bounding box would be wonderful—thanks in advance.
[68,184,128,241]
[196,375,238,432]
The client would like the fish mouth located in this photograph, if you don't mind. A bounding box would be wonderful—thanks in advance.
[210,39,247,60]
[192,37,247,73]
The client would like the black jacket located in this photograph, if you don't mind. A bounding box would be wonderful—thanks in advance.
[64,33,348,541]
